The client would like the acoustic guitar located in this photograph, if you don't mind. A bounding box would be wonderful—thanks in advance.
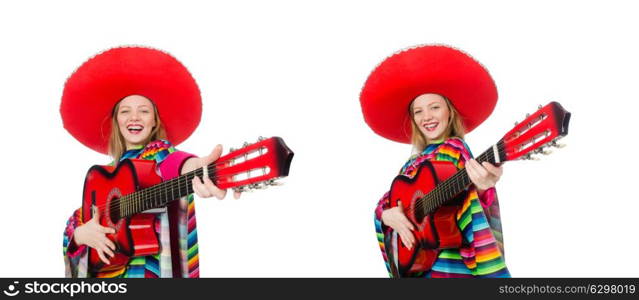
[81,137,294,272]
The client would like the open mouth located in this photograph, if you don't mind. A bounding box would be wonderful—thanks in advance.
[127,124,144,134]
[422,122,438,132]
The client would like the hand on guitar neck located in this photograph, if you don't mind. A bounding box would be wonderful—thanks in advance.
[465,159,503,195]
[182,144,241,200]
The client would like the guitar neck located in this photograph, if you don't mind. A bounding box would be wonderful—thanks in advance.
[117,136,294,218]
[119,165,214,218]
[419,140,506,215]
[417,101,571,216]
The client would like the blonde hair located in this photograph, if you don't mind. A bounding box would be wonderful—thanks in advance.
[108,98,167,162]
[409,95,465,152]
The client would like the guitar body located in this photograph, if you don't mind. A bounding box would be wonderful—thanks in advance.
[388,161,463,276]
[81,159,162,273]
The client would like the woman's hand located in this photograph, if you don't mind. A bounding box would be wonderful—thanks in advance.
[183,144,241,200]
[465,159,503,193]
[381,202,416,250]
[73,210,116,265]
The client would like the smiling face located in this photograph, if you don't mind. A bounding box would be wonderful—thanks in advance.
[115,95,157,149]
[411,93,451,142]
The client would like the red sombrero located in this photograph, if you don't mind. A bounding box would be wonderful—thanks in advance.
[60,46,202,154]
[359,44,497,144]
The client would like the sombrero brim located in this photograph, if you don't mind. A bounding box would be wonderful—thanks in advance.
[360,44,497,144]
[61,46,202,154]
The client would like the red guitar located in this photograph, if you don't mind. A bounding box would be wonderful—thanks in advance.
[81,137,294,273]
[388,102,571,276]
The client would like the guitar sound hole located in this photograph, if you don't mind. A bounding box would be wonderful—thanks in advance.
[109,197,121,223]
[415,211,425,223]
[110,211,120,224]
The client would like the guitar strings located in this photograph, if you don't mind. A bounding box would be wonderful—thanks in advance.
[120,156,272,212]
[95,152,275,217]
[412,141,505,215]
[108,164,228,212]
[415,141,504,214]
[91,146,258,214]
[82,140,282,223]
[120,147,277,211]
[88,160,237,217]
[415,142,502,213]
[91,170,231,218]
[125,144,273,206]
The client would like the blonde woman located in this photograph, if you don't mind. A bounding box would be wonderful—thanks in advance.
[61,47,238,278]
[361,45,510,277]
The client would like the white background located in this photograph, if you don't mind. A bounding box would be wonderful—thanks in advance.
[1,0,637,277]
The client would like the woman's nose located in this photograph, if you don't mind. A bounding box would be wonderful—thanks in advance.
[130,112,141,121]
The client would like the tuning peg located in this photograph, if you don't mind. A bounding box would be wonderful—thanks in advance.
[257,136,266,141]
[514,121,519,126]
[525,113,530,118]
[538,104,542,109]
[533,148,542,154]
[267,179,283,186]
[249,183,264,190]
[242,142,250,147]
[532,146,552,156]
[550,140,566,148]
[230,147,236,152]
[233,186,247,193]
[520,153,541,161]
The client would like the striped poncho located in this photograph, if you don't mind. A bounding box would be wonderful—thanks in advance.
[374,137,510,278]
[63,140,200,278]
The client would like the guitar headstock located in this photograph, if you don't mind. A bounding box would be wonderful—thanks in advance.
[501,102,571,161]
[213,136,294,191]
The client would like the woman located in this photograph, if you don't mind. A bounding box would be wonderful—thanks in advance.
[61,46,238,278]
[360,45,510,278]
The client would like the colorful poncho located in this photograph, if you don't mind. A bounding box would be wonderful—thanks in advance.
[63,140,200,278]
[374,137,510,278]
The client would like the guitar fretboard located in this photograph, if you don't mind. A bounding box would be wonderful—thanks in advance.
[115,165,216,219]
[414,140,506,220]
